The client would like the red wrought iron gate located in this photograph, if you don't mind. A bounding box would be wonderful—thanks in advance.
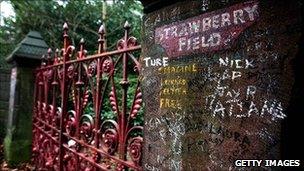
[32,22,143,170]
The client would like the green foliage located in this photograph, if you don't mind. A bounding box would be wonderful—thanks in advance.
[0,0,143,56]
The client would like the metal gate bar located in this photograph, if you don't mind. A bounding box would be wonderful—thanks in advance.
[32,22,143,171]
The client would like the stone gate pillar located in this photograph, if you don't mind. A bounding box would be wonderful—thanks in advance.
[140,0,303,170]
[4,31,48,166]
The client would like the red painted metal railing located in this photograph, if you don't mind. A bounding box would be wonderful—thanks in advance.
[32,22,143,171]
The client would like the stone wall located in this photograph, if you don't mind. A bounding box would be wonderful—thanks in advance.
[140,0,302,170]
[4,66,34,166]
[0,68,10,141]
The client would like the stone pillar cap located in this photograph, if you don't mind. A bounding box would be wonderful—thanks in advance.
[6,31,48,64]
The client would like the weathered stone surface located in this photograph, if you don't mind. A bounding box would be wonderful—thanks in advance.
[4,67,34,166]
[0,69,10,141]
[141,0,302,170]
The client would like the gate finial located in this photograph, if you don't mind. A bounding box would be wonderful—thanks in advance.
[78,38,86,59]
[47,48,53,65]
[41,55,46,67]
[80,38,85,45]
[63,22,69,51]
[63,22,68,30]
[98,24,105,53]
[98,24,105,34]
[124,21,130,30]
[54,48,60,64]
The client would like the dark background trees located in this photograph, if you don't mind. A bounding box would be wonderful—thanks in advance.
[0,0,143,57]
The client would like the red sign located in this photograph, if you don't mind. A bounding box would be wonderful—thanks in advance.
[155,1,259,58]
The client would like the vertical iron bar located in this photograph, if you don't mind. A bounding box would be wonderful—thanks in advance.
[38,71,43,121]
[52,49,59,135]
[93,25,105,166]
[32,71,38,119]
[59,22,69,171]
[51,72,57,133]
[119,21,130,160]
[31,70,38,167]
[75,38,85,170]
[38,70,43,168]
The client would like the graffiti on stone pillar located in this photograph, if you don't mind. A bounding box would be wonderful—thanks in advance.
[142,0,301,170]
[155,1,259,57]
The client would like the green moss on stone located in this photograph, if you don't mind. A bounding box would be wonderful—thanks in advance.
[0,110,7,140]
[4,135,31,167]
